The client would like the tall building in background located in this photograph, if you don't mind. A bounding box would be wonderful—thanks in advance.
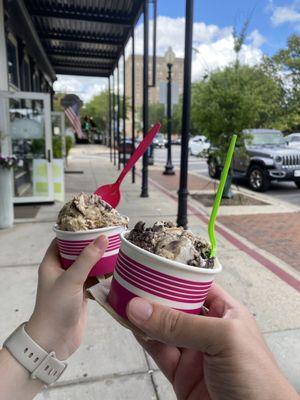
[125,54,184,134]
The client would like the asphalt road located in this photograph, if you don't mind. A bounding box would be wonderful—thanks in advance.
[153,147,300,207]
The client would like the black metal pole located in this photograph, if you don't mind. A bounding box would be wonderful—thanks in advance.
[123,50,126,167]
[141,0,149,197]
[108,76,112,162]
[112,72,116,165]
[117,64,121,170]
[164,63,175,175]
[177,0,194,229]
[131,27,136,183]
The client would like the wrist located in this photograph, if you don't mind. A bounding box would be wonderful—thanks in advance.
[26,318,70,361]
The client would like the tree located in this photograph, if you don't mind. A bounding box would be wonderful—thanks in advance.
[263,34,300,132]
[192,65,283,151]
[137,103,167,132]
[83,91,129,134]
[82,91,109,132]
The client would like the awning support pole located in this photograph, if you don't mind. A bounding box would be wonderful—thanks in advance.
[123,49,126,167]
[108,76,112,162]
[117,63,121,170]
[177,0,194,229]
[141,0,149,197]
[131,27,136,183]
[112,71,116,166]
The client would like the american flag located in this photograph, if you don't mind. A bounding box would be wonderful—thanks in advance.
[64,104,85,139]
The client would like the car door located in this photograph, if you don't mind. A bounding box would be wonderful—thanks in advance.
[232,137,249,173]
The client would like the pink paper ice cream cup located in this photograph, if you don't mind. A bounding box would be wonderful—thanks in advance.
[53,225,127,277]
[108,231,222,319]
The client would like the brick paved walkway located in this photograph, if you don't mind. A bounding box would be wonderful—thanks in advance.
[149,168,216,191]
[219,213,300,272]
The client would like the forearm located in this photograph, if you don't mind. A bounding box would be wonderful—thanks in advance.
[0,348,44,400]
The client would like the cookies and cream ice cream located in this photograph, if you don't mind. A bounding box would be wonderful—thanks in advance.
[57,192,129,231]
[127,221,214,268]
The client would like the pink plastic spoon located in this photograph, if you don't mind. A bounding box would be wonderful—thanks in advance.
[94,122,161,207]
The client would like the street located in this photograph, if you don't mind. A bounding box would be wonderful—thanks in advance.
[153,147,300,207]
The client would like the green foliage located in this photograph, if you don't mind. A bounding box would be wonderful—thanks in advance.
[82,91,109,132]
[31,138,45,156]
[83,91,129,133]
[262,34,300,132]
[138,102,182,134]
[191,65,283,157]
[53,92,66,113]
[138,103,167,132]
[52,136,63,158]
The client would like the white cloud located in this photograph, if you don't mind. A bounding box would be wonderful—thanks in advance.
[269,1,300,28]
[248,29,266,48]
[53,75,108,103]
[134,16,264,81]
[54,16,265,101]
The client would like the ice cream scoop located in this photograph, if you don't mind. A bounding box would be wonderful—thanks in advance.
[57,192,128,231]
[127,221,214,269]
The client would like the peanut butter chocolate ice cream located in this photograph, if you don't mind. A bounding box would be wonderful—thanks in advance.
[57,192,129,231]
[127,221,214,268]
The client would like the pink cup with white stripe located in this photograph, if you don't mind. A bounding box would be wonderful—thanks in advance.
[108,231,222,319]
[53,225,126,277]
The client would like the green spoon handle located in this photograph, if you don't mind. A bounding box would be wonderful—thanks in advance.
[208,134,237,257]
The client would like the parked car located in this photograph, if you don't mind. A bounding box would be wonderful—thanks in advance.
[207,129,300,192]
[118,139,135,162]
[286,133,300,149]
[153,133,167,148]
[189,135,210,156]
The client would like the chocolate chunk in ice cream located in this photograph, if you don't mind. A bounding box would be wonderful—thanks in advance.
[127,221,214,269]
[57,192,129,231]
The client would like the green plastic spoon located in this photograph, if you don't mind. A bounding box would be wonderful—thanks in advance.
[208,134,237,257]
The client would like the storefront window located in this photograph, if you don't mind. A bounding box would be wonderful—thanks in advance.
[7,39,19,88]
[22,59,31,91]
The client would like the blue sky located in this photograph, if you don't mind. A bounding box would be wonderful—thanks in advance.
[54,0,300,102]
[158,0,298,54]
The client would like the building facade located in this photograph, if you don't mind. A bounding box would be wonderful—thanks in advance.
[125,54,184,133]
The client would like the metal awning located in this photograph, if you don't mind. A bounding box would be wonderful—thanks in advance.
[24,0,144,77]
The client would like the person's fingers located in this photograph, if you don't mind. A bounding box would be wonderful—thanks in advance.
[38,239,62,277]
[127,297,229,354]
[204,283,238,318]
[62,235,108,286]
[135,335,180,383]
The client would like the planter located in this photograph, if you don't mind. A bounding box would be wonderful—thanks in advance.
[0,167,14,229]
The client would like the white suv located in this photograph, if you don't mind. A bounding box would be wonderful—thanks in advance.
[189,135,210,156]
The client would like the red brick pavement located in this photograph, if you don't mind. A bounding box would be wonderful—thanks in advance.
[149,168,300,274]
[149,168,216,191]
[219,213,300,272]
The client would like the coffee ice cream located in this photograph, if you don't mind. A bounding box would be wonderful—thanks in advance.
[127,221,214,268]
[57,192,129,231]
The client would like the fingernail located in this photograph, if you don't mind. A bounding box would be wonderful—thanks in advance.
[127,298,153,322]
[93,235,108,250]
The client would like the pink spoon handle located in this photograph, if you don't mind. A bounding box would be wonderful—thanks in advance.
[115,122,161,185]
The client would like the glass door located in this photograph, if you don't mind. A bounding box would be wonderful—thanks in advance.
[0,91,54,203]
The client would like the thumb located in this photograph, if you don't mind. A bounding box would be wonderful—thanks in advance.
[63,235,108,286]
[127,297,228,354]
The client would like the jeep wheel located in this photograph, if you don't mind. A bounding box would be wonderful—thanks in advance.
[208,158,221,179]
[294,180,300,189]
[248,165,270,192]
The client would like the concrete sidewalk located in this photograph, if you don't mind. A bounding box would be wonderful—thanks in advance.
[0,144,299,399]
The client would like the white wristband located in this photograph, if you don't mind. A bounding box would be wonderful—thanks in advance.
[3,323,67,385]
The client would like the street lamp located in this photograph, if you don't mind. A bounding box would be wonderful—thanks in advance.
[163,46,175,175]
